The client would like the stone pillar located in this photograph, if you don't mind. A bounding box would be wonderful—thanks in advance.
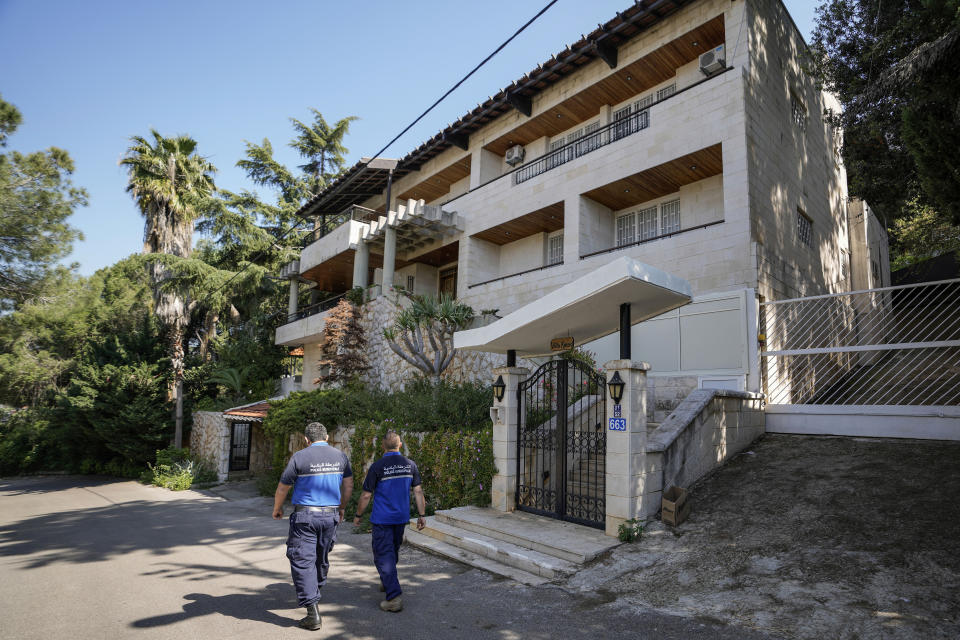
[489,366,529,511]
[288,278,298,316]
[603,359,651,537]
[382,227,397,296]
[352,241,370,289]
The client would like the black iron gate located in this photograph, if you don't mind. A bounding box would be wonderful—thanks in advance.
[516,359,606,528]
[229,421,251,471]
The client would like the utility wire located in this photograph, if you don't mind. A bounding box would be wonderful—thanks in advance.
[169,0,562,324]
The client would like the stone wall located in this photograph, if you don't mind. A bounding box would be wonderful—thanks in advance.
[191,411,230,482]
[644,389,765,517]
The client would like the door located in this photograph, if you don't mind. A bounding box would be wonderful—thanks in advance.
[229,422,251,471]
[516,359,606,528]
[439,267,457,298]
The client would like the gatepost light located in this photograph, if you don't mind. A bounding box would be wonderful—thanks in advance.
[608,371,625,404]
[493,375,506,402]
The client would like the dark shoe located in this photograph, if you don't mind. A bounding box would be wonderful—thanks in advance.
[299,603,322,630]
[379,596,403,612]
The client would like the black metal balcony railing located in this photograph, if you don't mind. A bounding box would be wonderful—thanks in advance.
[513,109,650,185]
[285,292,346,324]
[299,205,382,247]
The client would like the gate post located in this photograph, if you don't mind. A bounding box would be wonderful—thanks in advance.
[489,365,529,511]
[603,359,651,537]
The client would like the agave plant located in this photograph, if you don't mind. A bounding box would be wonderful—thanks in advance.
[383,292,474,387]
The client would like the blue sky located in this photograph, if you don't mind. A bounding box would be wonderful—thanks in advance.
[0,0,817,276]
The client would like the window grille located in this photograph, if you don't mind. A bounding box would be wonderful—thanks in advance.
[655,84,676,101]
[660,199,681,234]
[547,234,564,265]
[547,136,565,169]
[797,210,812,247]
[406,275,415,291]
[791,92,807,131]
[638,206,658,240]
[578,121,602,154]
[616,212,636,247]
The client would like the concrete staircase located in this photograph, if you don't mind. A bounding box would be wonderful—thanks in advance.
[404,506,619,586]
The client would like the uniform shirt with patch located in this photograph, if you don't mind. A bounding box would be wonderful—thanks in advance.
[362,452,422,525]
[280,442,352,507]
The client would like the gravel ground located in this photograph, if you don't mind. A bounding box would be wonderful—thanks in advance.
[563,433,960,639]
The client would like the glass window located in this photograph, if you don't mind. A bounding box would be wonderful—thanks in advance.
[797,210,812,247]
[616,212,636,247]
[791,91,807,131]
[547,234,564,265]
[655,84,676,101]
[660,199,680,235]
[638,206,658,240]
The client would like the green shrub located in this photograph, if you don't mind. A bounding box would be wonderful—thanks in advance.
[148,446,216,490]
[617,518,644,542]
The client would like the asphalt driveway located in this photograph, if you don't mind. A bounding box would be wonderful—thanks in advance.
[0,475,772,640]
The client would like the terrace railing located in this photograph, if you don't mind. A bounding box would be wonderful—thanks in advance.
[513,109,650,185]
[300,205,382,247]
[285,292,347,325]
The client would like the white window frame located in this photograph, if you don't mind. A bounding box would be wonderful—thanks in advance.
[638,206,658,241]
[655,84,676,101]
[660,199,681,235]
[547,232,564,266]
[616,211,637,247]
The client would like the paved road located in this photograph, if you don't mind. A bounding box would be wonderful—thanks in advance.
[0,476,777,639]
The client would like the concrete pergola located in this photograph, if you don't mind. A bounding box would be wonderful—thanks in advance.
[456,256,692,536]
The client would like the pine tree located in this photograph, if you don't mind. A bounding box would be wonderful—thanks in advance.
[315,300,369,387]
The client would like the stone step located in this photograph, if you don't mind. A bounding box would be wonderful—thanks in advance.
[403,528,549,586]
[411,517,579,580]
[434,506,618,564]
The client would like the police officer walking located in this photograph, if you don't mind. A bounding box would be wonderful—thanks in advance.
[352,429,426,612]
[272,422,353,631]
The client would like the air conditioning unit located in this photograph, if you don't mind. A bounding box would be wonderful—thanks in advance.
[699,44,726,75]
[504,144,525,166]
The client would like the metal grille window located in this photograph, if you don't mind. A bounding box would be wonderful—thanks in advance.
[547,233,564,265]
[797,210,812,247]
[638,206,659,240]
[577,121,602,154]
[616,212,636,247]
[660,199,681,234]
[655,84,676,101]
[547,136,565,169]
[791,91,807,131]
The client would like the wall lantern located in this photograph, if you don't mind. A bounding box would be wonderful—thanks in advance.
[608,371,625,404]
[493,375,506,402]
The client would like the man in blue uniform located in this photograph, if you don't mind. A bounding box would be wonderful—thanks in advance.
[352,430,426,612]
[273,422,353,631]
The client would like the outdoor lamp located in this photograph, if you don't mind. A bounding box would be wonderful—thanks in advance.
[608,371,625,404]
[493,375,506,402]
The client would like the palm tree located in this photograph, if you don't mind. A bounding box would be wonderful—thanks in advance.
[121,130,216,448]
[288,109,357,196]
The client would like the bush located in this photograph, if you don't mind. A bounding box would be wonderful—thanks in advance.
[148,446,217,490]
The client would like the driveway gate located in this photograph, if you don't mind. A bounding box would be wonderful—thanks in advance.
[516,359,606,528]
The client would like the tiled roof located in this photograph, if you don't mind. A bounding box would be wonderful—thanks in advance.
[224,401,271,421]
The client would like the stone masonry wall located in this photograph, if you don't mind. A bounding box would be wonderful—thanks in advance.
[191,411,230,482]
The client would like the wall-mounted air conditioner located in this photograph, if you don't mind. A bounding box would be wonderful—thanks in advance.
[699,44,726,75]
[505,144,525,166]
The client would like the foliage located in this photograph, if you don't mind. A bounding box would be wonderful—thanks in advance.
[808,0,960,228]
[207,366,254,402]
[148,446,217,490]
[0,408,52,475]
[889,198,960,270]
[345,286,366,306]
[617,518,644,542]
[263,379,493,440]
[0,94,85,311]
[316,300,369,387]
[383,293,475,385]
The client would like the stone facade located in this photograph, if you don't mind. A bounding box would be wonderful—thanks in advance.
[191,411,230,482]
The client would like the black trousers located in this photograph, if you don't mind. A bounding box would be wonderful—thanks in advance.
[285,510,339,607]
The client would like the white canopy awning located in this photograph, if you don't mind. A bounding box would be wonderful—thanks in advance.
[455,256,691,357]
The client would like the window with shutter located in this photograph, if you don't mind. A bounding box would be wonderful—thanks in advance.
[660,199,680,234]
[547,233,564,265]
[616,212,636,247]
[638,206,658,240]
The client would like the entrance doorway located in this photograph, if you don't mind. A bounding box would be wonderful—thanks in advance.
[229,422,251,471]
[439,267,457,298]
[516,359,606,528]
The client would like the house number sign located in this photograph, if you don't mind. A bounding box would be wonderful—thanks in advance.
[608,417,627,431]
[550,337,575,351]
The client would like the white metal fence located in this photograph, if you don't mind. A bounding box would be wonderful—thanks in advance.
[760,279,960,406]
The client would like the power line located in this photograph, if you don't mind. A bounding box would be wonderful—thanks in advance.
[164,0,562,324]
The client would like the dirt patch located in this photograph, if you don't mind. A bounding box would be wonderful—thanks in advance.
[564,434,960,639]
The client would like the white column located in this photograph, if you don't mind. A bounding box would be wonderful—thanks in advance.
[352,242,370,289]
[288,278,298,316]
[603,359,651,537]
[489,366,529,511]
[382,227,397,296]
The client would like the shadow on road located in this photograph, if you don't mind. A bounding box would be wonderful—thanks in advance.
[132,582,295,628]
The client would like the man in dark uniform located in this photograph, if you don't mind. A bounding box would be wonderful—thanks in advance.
[273,422,353,630]
[352,429,426,612]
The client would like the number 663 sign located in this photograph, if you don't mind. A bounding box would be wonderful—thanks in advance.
[608,418,627,431]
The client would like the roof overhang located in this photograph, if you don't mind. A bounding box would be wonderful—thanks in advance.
[455,257,691,356]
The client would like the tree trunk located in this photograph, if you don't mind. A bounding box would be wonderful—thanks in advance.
[175,378,184,449]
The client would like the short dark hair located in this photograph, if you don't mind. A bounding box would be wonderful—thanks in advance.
[304,422,328,443]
